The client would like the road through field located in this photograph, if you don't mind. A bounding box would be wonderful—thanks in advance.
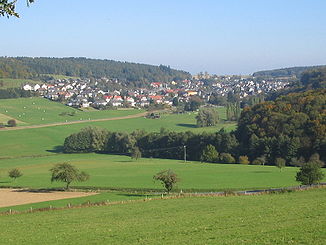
[0,111,149,131]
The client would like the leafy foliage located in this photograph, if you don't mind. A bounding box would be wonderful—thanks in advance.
[200,144,219,163]
[296,161,324,185]
[50,163,90,189]
[275,158,286,171]
[153,169,179,193]
[236,89,326,163]
[0,0,34,18]
[238,155,250,165]
[196,108,219,127]
[8,168,23,180]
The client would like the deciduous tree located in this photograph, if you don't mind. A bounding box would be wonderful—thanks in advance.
[153,169,179,193]
[50,163,90,190]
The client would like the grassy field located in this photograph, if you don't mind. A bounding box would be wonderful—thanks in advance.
[0,104,235,159]
[1,153,322,191]
[0,188,325,244]
[0,97,143,125]
[0,78,40,89]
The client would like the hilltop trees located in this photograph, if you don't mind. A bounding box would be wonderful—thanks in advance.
[50,163,90,190]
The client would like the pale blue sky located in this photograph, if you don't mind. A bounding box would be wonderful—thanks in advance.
[1,0,326,74]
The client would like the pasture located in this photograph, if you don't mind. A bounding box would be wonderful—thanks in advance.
[0,154,313,191]
[0,97,143,125]
[0,106,235,159]
[0,188,325,244]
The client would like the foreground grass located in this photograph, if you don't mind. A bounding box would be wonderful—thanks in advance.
[0,188,325,244]
[1,154,319,191]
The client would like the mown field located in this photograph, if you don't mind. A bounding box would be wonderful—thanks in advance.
[0,97,143,125]
[0,154,306,191]
[0,188,325,244]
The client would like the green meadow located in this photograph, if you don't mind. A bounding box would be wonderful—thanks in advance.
[0,97,143,125]
[0,188,325,244]
[0,154,306,191]
[0,99,235,159]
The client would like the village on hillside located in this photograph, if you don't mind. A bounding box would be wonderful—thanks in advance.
[22,74,291,109]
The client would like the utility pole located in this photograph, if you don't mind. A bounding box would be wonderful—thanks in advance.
[184,145,187,162]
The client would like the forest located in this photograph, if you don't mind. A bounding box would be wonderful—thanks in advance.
[0,57,191,87]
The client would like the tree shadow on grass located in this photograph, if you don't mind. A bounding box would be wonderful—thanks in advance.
[116,193,156,198]
[252,171,272,174]
[46,145,64,153]
[13,188,58,193]
[116,160,133,163]
[177,123,197,128]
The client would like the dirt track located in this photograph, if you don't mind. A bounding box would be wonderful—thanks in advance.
[0,189,97,208]
[0,111,148,131]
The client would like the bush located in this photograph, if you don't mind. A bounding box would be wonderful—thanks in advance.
[219,153,236,164]
[200,144,219,163]
[296,161,324,185]
[252,156,266,165]
[7,119,17,127]
[153,169,179,193]
[238,155,250,164]
[8,168,23,181]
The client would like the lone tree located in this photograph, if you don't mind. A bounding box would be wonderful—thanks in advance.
[275,158,286,172]
[131,147,142,160]
[50,163,90,190]
[196,108,219,127]
[153,169,179,193]
[8,168,23,181]
[296,162,324,185]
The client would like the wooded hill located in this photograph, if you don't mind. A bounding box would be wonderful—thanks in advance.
[0,57,191,87]
[253,65,326,78]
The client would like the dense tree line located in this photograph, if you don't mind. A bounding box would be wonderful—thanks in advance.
[236,89,326,163]
[64,127,239,163]
[0,57,191,87]
[0,87,36,99]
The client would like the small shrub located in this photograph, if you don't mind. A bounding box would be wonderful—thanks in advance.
[8,168,23,181]
[238,155,250,165]
[219,153,235,164]
[7,119,17,127]
[252,156,266,165]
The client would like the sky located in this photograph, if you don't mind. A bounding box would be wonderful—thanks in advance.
[1,0,326,75]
